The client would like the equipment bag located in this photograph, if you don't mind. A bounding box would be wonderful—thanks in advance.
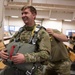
[3,41,36,71]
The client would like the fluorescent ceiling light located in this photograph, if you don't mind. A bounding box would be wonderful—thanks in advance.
[64,19,72,22]
[11,16,19,18]
[50,18,57,20]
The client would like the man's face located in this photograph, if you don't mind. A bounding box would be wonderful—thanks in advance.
[21,8,36,25]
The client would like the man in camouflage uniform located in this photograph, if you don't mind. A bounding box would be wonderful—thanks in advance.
[0,6,50,75]
[45,29,71,75]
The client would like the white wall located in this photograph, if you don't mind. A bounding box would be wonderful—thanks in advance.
[5,17,24,27]
[42,20,62,32]
[42,19,75,35]
[62,21,75,35]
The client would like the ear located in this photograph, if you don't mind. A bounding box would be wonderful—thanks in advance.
[33,13,36,19]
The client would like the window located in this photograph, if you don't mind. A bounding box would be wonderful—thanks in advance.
[15,26,21,31]
[9,26,15,32]
[66,29,75,36]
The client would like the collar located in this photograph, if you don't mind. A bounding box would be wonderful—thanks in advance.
[24,24,36,31]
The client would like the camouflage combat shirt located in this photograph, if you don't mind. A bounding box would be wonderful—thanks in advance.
[10,25,51,63]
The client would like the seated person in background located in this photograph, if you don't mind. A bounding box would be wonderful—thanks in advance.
[69,36,73,44]
[45,28,71,75]
[72,36,75,43]
[73,45,75,51]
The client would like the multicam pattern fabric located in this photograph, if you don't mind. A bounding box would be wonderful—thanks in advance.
[45,60,71,75]
[10,25,51,63]
[0,25,51,75]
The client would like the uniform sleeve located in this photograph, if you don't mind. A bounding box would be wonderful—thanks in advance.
[24,28,51,63]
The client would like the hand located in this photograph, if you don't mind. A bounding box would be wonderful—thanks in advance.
[46,28,54,35]
[11,53,25,64]
[0,49,8,60]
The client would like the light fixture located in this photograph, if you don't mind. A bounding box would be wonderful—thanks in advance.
[11,16,19,18]
[50,18,57,20]
[64,19,72,22]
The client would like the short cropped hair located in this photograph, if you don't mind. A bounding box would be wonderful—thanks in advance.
[21,6,37,15]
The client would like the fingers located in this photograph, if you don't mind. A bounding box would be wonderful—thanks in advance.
[0,50,9,60]
[46,28,53,35]
[11,53,25,64]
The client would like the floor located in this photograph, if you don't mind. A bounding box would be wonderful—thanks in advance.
[71,70,75,75]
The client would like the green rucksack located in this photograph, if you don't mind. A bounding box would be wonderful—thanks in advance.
[3,41,36,71]
[50,29,69,62]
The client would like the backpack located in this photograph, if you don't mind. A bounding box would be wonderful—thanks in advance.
[50,29,69,62]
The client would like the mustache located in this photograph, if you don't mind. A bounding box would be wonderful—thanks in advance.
[22,17,28,21]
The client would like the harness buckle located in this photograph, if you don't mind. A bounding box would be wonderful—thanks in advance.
[26,66,35,75]
[26,70,31,75]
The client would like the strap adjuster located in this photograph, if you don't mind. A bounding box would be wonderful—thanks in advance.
[26,70,31,75]
[26,66,35,75]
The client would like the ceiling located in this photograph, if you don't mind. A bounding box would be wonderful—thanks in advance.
[4,0,75,21]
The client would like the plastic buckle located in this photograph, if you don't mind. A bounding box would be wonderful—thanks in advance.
[26,66,35,75]
[26,70,31,75]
